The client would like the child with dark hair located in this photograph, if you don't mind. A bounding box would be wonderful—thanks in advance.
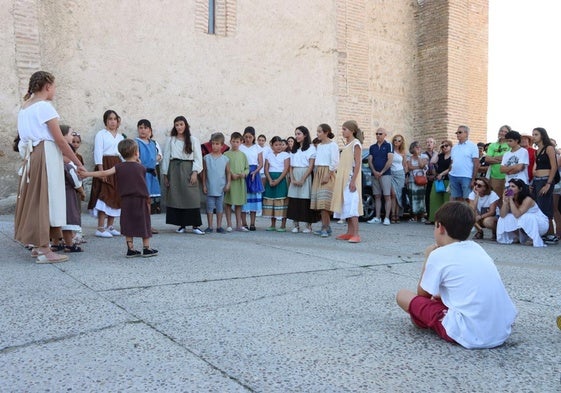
[263,136,290,231]
[224,132,249,232]
[81,139,158,257]
[396,201,517,349]
[135,119,161,231]
[500,130,529,186]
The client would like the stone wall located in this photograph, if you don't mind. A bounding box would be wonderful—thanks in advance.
[0,0,488,207]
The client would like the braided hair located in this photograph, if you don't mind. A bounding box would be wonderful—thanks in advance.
[24,71,55,100]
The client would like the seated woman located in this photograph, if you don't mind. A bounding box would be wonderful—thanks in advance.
[496,178,549,247]
[468,177,499,240]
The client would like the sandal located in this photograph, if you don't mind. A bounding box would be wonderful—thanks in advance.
[473,231,484,240]
[65,244,83,253]
[36,252,69,264]
[50,243,65,252]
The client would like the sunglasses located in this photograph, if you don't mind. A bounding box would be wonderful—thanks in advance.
[393,139,402,142]
[441,144,449,148]
[376,133,384,136]
[455,131,464,134]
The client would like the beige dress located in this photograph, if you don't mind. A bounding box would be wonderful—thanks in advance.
[331,139,363,219]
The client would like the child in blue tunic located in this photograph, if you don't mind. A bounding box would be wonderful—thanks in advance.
[135,119,161,218]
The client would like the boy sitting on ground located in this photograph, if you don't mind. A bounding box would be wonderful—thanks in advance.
[396,201,517,349]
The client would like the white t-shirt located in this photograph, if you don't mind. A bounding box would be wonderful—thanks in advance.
[240,144,262,166]
[17,101,59,146]
[93,129,124,165]
[421,241,517,349]
[314,141,339,171]
[501,147,529,185]
[290,146,316,167]
[391,152,405,172]
[468,190,500,216]
[266,151,290,172]
[450,141,479,178]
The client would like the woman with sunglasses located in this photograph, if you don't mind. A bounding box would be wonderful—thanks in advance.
[496,178,548,247]
[427,140,453,224]
[389,134,406,223]
[468,177,499,240]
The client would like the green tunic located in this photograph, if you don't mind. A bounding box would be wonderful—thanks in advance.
[224,150,248,206]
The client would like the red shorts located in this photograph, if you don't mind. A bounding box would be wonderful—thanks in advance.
[409,296,456,343]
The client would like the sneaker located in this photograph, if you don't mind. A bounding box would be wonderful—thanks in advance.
[276,227,287,232]
[383,218,391,226]
[320,230,330,238]
[204,227,213,233]
[176,227,186,233]
[142,248,158,257]
[302,228,312,234]
[249,225,256,231]
[107,226,121,236]
[226,226,233,232]
[291,227,300,233]
[337,219,345,224]
[313,229,323,236]
[266,226,277,231]
[96,229,113,238]
[216,227,226,234]
[236,226,249,232]
[326,226,332,235]
[126,249,142,258]
[367,217,382,224]
[193,227,205,235]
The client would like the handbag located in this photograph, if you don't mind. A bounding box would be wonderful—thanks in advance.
[413,170,427,186]
[434,179,446,193]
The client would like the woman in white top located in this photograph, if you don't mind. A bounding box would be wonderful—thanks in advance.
[161,116,204,235]
[240,127,264,231]
[15,71,84,263]
[310,124,339,237]
[497,178,548,247]
[287,126,319,233]
[468,177,499,240]
[89,109,124,238]
[390,134,407,223]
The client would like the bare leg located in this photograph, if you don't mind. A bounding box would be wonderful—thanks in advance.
[250,211,257,227]
[396,289,417,312]
[375,195,382,218]
[241,211,248,227]
[98,211,107,230]
[225,204,233,228]
[216,212,223,228]
[206,211,213,229]
[384,195,392,219]
[234,206,243,228]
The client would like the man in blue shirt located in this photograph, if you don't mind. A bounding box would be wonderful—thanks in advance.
[449,125,480,202]
[367,127,394,225]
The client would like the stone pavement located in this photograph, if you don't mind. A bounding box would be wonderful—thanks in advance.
[0,213,560,392]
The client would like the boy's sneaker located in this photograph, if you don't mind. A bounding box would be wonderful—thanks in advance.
[126,249,141,258]
[176,227,186,233]
[96,229,113,238]
[326,226,332,235]
[204,227,213,233]
[367,217,382,224]
[216,227,226,234]
[383,218,391,226]
[543,234,559,244]
[107,226,121,236]
[142,248,158,257]
[320,230,330,238]
[192,227,205,235]
[313,229,323,236]
[226,227,233,232]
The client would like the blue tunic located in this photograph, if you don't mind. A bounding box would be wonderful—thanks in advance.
[136,138,161,197]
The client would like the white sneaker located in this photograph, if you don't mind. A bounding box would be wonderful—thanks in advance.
[383,218,391,226]
[176,227,186,233]
[226,226,233,232]
[192,227,205,235]
[302,228,312,233]
[291,227,300,233]
[95,229,113,238]
[107,226,121,236]
[367,217,382,224]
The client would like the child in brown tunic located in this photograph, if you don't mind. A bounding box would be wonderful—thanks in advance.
[81,139,157,257]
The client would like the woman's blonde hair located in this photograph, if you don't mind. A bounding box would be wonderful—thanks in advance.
[342,120,364,143]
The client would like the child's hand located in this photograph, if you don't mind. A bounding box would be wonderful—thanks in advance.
[190,172,198,185]
[224,184,230,192]
[202,185,207,194]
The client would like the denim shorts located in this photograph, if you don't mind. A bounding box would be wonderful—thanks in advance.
[206,194,224,213]
[448,175,472,199]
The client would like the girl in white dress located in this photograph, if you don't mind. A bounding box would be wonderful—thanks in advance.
[497,178,548,247]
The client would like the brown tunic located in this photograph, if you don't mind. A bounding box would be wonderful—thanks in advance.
[115,162,151,238]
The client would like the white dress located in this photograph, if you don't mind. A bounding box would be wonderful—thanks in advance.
[496,202,549,247]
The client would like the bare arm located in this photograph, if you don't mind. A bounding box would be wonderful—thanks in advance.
[46,118,83,170]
